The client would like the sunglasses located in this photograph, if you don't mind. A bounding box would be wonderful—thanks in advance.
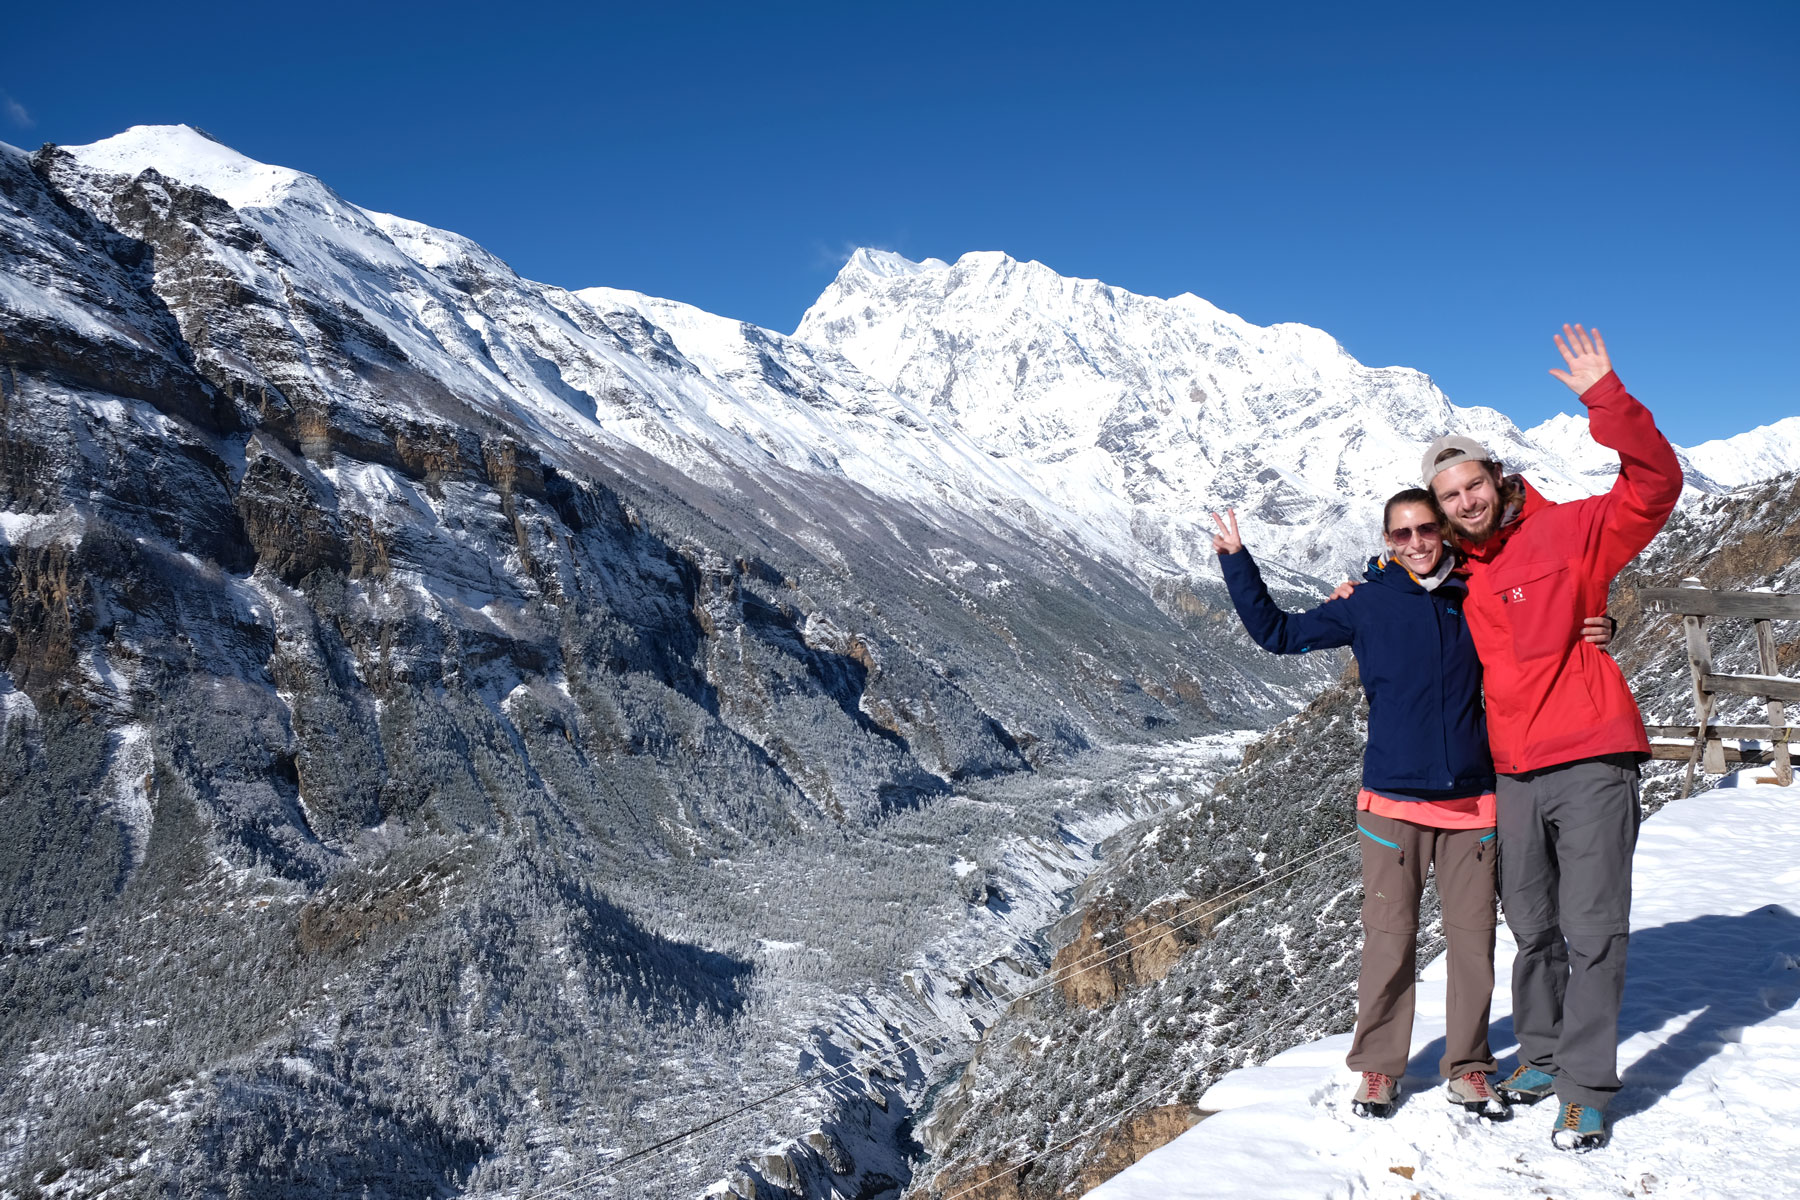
[1386,521,1442,544]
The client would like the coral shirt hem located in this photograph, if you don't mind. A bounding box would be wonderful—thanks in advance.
[1357,788,1497,830]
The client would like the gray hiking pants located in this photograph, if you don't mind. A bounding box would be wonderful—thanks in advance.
[1497,754,1642,1110]
[1346,811,1499,1080]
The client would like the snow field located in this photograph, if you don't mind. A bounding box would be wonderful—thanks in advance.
[1089,772,1800,1200]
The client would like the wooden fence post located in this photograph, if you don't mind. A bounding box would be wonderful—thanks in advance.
[1754,615,1795,786]
[1680,576,1725,797]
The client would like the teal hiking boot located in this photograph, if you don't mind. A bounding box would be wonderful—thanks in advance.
[1551,1101,1607,1151]
[1495,1066,1556,1105]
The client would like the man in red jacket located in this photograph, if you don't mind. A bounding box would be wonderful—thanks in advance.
[1425,325,1682,1150]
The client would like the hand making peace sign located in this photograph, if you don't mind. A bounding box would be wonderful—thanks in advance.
[1210,509,1243,555]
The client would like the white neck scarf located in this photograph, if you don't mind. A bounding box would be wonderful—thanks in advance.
[1382,551,1457,592]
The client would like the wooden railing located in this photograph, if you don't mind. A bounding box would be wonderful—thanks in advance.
[1638,578,1796,795]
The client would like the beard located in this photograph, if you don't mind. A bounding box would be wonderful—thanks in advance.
[1449,505,1503,543]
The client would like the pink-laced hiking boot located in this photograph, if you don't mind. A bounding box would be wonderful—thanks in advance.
[1351,1071,1397,1118]
[1446,1071,1510,1120]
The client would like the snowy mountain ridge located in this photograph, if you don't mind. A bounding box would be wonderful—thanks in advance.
[39,127,1037,514]
[43,124,1781,594]
[1656,413,1800,490]
[796,249,1762,580]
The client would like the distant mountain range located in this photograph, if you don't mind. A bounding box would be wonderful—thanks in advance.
[22,126,1789,589]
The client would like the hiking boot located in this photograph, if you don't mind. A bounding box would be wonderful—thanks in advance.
[1351,1071,1397,1118]
[1446,1071,1510,1120]
[1495,1066,1556,1105]
[1551,1100,1606,1151]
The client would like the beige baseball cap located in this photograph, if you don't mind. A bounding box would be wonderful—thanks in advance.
[1421,435,1494,487]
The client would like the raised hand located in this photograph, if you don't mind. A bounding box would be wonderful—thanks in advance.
[1210,509,1243,555]
[1549,323,1613,396]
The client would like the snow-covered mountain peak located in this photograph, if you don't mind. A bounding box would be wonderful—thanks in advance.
[1522,411,1613,474]
[1522,410,1587,444]
[798,246,1381,422]
[62,124,314,211]
[55,125,444,315]
[1682,415,1800,489]
[842,247,951,280]
[1522,411,1778,499]
[819,248,1132,321]
[794,245,1617,575]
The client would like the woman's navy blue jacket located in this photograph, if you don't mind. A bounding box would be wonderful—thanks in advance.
[1218,548,1494,799]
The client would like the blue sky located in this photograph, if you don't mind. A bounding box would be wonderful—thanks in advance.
[5,1,1794,445]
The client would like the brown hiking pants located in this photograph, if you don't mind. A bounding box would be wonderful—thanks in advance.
[1345,810,1499,1080]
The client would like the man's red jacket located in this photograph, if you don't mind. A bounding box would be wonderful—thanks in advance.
[1459,372,1683,774]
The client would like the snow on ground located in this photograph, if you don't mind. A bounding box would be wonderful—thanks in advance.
[1089,771,1800,1200]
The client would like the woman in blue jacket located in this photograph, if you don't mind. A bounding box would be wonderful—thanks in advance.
[1211,491,1612,1121]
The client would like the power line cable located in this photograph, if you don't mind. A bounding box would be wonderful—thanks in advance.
[506,831,1362,1199]
[521,833,1360,1199]
[931,983,1354,1200]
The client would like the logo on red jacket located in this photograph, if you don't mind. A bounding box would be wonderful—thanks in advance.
[1503,586,1527,604]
